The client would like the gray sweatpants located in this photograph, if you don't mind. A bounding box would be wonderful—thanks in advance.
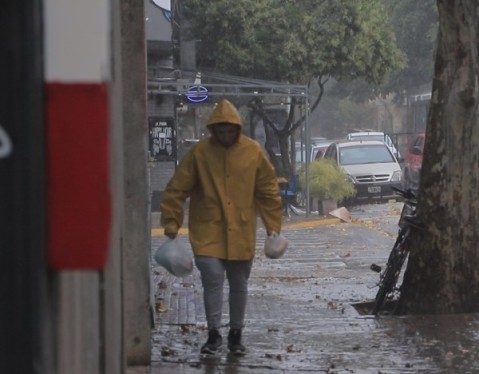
[195,255,253,331]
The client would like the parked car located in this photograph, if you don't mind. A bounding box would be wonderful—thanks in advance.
[403,133,425,191]
[323,140,403,203]
[346,131,402,160]
[295,140,333,169]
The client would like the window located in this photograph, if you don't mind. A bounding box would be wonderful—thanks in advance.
[339,145,395,165]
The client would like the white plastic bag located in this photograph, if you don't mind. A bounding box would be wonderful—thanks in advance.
[154,237,193,276]
[264,232,288,259]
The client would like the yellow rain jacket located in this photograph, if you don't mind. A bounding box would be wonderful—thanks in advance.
[160,99,282,260]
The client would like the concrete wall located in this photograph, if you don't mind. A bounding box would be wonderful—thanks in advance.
[3,1,151,372]
[55,1,152,371]
[54,1,129,373]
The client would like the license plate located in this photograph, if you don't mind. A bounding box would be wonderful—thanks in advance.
[368,186,381,193]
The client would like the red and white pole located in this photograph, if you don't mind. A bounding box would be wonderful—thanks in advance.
[44,0,112,269]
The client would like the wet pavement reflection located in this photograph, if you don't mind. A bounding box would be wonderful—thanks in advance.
[150,201,479,373]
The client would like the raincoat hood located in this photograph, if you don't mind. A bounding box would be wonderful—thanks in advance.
[207,99,243,128]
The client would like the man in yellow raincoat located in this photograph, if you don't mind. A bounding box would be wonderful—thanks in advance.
[160,99,283,355]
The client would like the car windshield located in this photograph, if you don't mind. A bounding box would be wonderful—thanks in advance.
[350,135,385,142]
[339,144,395,165]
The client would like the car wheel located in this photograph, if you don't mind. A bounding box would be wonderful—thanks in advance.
[340,197,355,208]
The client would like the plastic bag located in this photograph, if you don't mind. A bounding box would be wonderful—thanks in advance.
[264,232,288,259]
[154,237,193,276]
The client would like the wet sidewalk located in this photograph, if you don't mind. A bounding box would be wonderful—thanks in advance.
[147,202,479,374]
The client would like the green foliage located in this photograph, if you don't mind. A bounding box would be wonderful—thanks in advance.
[300,159,356,202]
[183,0,406,85]
[182,0,407,175]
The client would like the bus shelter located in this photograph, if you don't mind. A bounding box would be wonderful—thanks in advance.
[147,73,313,215]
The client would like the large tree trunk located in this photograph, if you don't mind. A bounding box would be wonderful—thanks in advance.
[396,0,479,314]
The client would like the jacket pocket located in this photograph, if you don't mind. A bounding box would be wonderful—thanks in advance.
[240,208,254,222]
[198,205,222,223]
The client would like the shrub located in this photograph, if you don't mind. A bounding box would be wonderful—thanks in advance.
[300,158,356,202]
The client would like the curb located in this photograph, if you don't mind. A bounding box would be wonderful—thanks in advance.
[151,217,340,237]
[282,217,340,229]
[151,227,188,237]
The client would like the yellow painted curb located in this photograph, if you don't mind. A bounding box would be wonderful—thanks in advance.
[151,227,189,237]
[151,218,340,236]
[282,218,341,229]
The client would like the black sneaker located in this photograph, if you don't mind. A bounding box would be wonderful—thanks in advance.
[200,329,222,354]
[227,329,246,355]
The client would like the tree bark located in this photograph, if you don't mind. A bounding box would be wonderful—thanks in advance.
[396,0,479,314]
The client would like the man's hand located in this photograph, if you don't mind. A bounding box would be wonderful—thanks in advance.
[165,232,177,239]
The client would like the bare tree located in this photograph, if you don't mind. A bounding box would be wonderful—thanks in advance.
[247,81,325,175]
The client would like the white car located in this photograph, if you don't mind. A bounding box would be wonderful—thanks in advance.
[346,131,401,160]
[323,140,403,203]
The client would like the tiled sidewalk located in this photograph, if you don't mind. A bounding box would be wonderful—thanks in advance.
[147,203,479,373]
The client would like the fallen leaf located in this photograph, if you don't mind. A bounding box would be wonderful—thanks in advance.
[285,344,301,353]
[265,353,283,361]
[327,301,337,310]
[158,281,168,289]
[155,302,169,313]
[445,351,454,360]
[180,325,190,333]
[161,346,175,356]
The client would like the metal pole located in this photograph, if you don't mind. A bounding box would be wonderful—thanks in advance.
[305,97,311,216]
